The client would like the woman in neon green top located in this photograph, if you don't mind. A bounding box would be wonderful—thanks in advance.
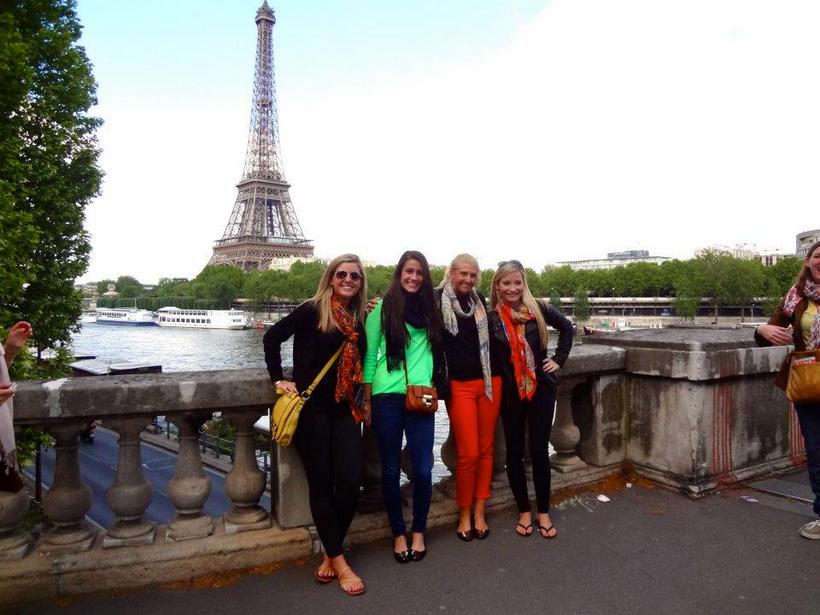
[362,250,446,563]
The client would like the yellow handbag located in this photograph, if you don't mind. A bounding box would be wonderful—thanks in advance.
[786,349,820,403]
[271,344,344,446]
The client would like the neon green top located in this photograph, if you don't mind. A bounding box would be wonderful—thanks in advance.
[363,300,434,394]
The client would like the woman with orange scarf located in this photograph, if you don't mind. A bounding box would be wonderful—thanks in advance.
[489,260,574,539]
[264,254,368,596]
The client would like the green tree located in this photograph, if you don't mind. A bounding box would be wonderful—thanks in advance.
[190,266,246,308]
[573,288,591,322]
[115,275,143,298]
[0,0,103,351]
[96,279,115,295]
[548,288,562,311]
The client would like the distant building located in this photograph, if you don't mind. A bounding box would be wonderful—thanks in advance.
[695,243,760,260]
[759,251,787,267]
[796,229,820,258]
[268,255,323,271]
[556,250,670,271]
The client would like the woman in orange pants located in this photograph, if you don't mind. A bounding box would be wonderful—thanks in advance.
[437,254,502,540]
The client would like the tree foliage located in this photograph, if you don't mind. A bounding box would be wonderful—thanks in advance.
[0,0,102,350]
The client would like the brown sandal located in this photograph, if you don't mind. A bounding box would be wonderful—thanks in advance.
[313,563,336,584]
[337,567,365,596]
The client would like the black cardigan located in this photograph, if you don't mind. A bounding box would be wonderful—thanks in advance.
[263,301,366,406]
[489,301,574,399]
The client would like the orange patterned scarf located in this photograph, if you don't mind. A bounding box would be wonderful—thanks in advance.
[499,303,537,401]
[331,295,365,421]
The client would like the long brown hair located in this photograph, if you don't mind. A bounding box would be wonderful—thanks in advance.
[381,250,443,371]
[796,240,820,293]
[310,254,368,332]
[490,260,549,349]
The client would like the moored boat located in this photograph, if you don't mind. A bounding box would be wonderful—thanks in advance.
[156,307,249,330]
[95,308,157,326]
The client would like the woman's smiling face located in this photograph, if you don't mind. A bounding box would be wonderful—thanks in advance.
[401,259,425,294]
[497,271,524,306]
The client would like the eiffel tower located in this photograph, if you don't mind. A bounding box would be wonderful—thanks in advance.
[209,1,313,270]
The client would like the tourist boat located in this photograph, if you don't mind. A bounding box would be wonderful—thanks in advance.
[156,307,249,330]
[95,308,157,326]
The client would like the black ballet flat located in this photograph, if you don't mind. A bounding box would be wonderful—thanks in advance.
[394,549,412,564]
[474,528,490,540]
[409,548,426,562]
[456,529,473,542]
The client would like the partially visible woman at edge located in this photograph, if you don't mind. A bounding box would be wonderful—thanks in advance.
[436,254,503,540]
[264,254,369,596]
[362,250,446,563]
[489,260,574,539]
[755,240,820,541]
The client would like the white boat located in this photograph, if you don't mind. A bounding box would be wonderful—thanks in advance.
[156,307,249,330]
[95,308,157,326]
[79,312,97,324]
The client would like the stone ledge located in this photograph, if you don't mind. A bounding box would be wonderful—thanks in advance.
[624,345,790,380]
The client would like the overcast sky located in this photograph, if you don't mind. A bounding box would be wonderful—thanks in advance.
[75,0,820,283]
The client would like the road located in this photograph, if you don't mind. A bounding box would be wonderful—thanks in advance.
[28,427,271,527]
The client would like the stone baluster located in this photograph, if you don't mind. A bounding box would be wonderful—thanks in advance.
[437,415,458,499]
[166,414,213,541]
[103,417,156,547]
[550,377,588,472]
[0,484,33,560]
[223,410,270,534]
[357,425,384,513]
[42,422,95,551]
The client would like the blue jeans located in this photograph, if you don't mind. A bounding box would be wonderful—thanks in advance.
[795,403,820,517]
[371,393,434,535]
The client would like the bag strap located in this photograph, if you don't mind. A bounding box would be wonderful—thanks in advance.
[403,360,409,389]
[302,342,345,398]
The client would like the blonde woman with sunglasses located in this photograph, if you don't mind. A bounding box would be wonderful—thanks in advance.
[264,254,368,596]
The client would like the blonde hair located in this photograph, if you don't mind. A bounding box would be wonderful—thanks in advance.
[311,254,368,333]
[490,260,549,349]
[438,253,481,290]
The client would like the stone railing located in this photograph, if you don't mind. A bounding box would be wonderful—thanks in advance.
[0,328,803,606]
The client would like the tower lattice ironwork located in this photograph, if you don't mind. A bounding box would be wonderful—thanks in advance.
[209,1,313,270]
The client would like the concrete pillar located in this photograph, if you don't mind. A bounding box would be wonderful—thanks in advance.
[42,422,95,551]
[166,414,213,541]
[0,487,33,560]
[224,410,270,534]
[550,378,588,473]
[104,417,156,547]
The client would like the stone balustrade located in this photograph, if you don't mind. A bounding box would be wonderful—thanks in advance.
[0,328,804,607]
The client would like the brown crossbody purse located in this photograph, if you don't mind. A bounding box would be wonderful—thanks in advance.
[403,361,438,413]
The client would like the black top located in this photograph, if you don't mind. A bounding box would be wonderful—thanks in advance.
[489,301,574,399]
[263,301,366,410]
[438,290,502,381]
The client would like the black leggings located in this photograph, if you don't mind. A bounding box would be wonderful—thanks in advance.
[500,384,556,514]
[294,402,362,557]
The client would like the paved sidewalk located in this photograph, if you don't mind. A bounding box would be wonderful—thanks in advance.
[22,472,818,615]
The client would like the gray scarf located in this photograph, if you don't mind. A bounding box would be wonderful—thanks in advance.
[441,282,493,400]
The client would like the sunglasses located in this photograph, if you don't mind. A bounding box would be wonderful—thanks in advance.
[498,259,524,268]
[334,270,363,281]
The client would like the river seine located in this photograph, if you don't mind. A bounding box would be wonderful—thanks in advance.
[72,322,277,372]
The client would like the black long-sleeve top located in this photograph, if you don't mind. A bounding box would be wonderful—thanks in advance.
[489,301,574,397]
[263,301,366,408]
[437,290,503,381]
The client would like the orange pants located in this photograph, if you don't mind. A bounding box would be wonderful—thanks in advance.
[447,376,502,508]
